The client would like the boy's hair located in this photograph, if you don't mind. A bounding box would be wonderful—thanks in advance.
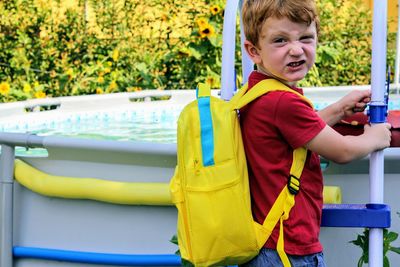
[242,0,320,47]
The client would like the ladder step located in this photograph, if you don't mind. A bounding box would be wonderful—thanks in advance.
[321,203,390,228]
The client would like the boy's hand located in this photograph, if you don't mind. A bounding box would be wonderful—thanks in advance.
[340,90,371,118]
[363,123,392,150]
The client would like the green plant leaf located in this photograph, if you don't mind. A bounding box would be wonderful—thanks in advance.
[389,246,400,254]
[385,232,399,243]
[181,258,195,267]
[357,256,364,267]
[170,234,178,245]
[187,47,202,60]
[384,256,390,267]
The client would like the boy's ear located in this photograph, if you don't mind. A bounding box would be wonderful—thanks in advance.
[244,40,261,64]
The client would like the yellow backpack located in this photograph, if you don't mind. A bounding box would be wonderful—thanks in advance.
[169,79,314,267]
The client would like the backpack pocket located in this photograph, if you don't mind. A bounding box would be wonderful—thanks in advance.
[183,159,259,266]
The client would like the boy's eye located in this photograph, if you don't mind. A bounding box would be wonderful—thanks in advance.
[273,38,286,43]
[300,35,315,42]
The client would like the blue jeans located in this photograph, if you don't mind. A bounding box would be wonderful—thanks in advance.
[240,248,326,267]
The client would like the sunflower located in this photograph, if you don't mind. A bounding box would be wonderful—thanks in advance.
[0,82,10,96]
[199,23,215,38]
[196,18,208,28]
[210,5,221,15]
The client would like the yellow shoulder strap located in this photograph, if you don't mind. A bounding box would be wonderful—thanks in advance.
[197,83,211,98]
[230,79,314,110]
[259,147,308,267]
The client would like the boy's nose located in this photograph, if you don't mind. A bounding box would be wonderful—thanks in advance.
[289,43,303,56]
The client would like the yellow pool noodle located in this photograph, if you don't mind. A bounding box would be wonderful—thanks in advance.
[323,186,342,204]
[14,159,342,206]
[14,159,172,206]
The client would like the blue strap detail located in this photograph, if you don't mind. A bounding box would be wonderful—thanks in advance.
[198,96,215,166]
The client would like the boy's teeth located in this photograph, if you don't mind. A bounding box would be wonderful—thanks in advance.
[289,62,301,67]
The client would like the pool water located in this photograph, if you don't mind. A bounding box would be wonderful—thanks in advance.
[34,109,180,143]
[0,104,184,156]
[2,99,399,142]
[0,105,183,144]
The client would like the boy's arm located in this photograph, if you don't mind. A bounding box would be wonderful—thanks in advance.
[317,90,371,126]
[305,123,391,164]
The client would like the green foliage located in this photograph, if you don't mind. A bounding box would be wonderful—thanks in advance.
[170,234,195,267]
[300,0,396,87]
[350,212,400,267]
[0,0,397,102]
[170,234,234,267]
[0,0,231,102]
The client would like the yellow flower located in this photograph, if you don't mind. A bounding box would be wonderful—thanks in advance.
[96,87,103,94]
[161,13,169,22]
[39,28,48,39]
[104,68,111,74]
[107,61,113,67]
[50,70,57,78]
[97,76,104,83]
[23,83,32,93]
[206,77,215,87]
[71,87,78,95]
[66,68,74,80]
[34,81,40,89]
[199,23,215,38]
[112,49,119,62]
[108,81,118,92]
[196,18,208,27]
[34,90,46,99]
[210,5,221,15]
[0,82,10,95]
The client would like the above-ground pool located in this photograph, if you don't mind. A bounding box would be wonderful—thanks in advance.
[0,88,400,267]
[1,87,399,143]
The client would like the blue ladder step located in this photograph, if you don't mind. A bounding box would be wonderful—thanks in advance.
[321,203,390,228]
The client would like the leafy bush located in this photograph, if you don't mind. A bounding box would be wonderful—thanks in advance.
[0,0,397,102]
[300,0,396,87]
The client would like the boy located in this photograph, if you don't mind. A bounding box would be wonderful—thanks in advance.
[240,0,392,266]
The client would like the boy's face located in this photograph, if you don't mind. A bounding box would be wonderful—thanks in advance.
[245,17,317,86]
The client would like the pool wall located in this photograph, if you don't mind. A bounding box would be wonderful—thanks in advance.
[1,134,179,267]
[0,133,399,266]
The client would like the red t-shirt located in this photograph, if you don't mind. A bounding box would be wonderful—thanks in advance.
[240,71,326,255]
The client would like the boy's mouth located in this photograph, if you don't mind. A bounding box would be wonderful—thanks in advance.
[287,60,305,67]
